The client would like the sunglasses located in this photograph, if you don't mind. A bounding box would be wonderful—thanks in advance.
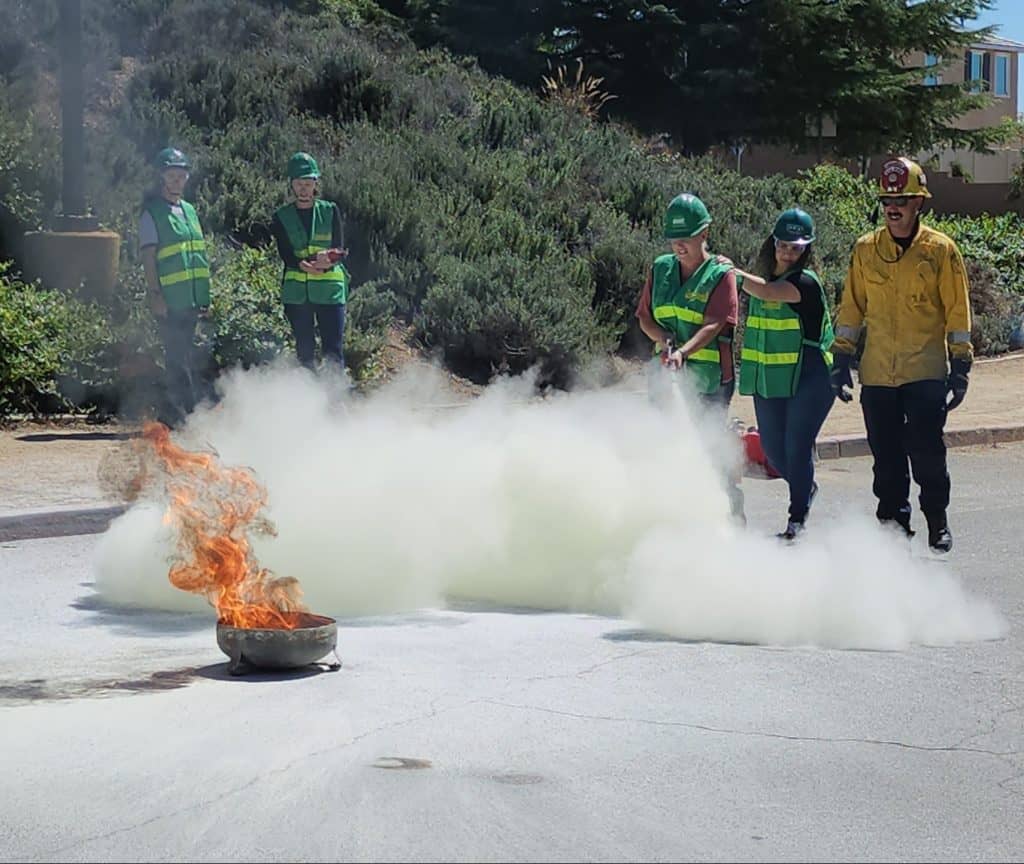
[773,238,808,253]
[879,196,912,207]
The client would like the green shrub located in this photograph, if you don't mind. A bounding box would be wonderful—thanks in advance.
[0,263,116,416]
[3,0,1022,418]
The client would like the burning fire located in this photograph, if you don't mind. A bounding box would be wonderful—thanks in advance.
[141,422,306,629]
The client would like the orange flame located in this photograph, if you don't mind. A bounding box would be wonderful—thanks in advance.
[141,422,306,629]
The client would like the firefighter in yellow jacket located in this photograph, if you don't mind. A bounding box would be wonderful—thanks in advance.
[831,157,972,553]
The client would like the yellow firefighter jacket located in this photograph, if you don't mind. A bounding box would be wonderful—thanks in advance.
[834,222,973,387]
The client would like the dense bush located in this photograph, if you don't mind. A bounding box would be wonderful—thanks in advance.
[2,1,1022,417]
[0,263,119,415]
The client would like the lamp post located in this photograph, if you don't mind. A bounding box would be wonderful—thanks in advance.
[23,0,119,301]
[55,0,97,231]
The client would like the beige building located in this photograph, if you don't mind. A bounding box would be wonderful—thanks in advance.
[735,35,1024,215]
[914,36,1024,185]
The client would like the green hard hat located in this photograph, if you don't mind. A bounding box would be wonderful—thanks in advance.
[155,147,190,170]
[773,207,815,245]
[288,152,320,180]
[663,193,712,239]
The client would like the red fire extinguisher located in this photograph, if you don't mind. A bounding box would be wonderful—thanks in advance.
[740,426,781,479]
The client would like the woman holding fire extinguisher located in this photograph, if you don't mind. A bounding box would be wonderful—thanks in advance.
[271,151,350,371]
[727,208,836,541]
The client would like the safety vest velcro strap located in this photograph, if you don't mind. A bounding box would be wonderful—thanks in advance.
[746,316,801,331]
[741,348,800,365]
[159,267,211,286]
[947,330,971,344]
[157,239,207,260]
[652,304,703,325]
[835,325,862,341]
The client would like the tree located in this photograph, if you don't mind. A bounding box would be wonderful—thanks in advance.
[376,0,559,84]
[397,0,1005,158]
[750,0,1003,158]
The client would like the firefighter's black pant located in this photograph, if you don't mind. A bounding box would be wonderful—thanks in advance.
[860,380,949,523]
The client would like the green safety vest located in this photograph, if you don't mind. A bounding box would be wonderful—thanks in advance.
[650,254,732,395]
[144,198,211,309]
[276,201,349,305]
[738,268,835,398]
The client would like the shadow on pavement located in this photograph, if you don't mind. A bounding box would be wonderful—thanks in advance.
[602,627,759,647]
[70,593,213,637]
[194,662,340,683]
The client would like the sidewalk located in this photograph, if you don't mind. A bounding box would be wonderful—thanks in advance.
[730,351,1024,459]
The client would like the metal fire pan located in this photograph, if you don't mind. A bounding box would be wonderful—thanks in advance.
[216,613,338,674]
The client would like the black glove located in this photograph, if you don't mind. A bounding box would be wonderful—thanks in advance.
[830,352,854,403]
[946,358,970,411]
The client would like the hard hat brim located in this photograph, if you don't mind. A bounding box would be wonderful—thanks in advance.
[664,219,712,240]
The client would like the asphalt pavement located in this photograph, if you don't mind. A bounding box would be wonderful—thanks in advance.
[1,444,1022,863]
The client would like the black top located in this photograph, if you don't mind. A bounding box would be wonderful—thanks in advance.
[783,271,825,341]
[892,219,920,254]
[270,202,343,268]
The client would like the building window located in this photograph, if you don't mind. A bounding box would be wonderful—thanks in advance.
[924,53,940,86]
[966,49,986,93]
[994,53,1010,97]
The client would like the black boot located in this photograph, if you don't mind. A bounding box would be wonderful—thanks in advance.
[926,513,953,554]
[878,503,914,539]
[777,520,805,541]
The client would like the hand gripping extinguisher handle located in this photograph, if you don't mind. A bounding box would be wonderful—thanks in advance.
[661,336,675,368]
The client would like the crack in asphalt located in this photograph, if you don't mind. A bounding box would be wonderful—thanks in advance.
[24,697,476,861]
[479,698,1023,758]
[521,648,660,682]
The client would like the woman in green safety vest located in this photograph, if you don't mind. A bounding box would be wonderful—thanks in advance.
[270,152,350,371]
[635,193,744,522]
[730,208,836,540]
[139,146,211,427]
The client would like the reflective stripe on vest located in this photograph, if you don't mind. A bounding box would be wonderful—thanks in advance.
[738,269,834,398]
[145,198,211,310]
[650,254,731,394]
[276,201,349,305]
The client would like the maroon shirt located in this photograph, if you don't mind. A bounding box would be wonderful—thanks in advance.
[635,263,739,382]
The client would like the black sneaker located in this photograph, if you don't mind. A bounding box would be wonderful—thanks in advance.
[777,520,805,541]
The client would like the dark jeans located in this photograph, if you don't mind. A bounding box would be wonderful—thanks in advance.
[753,352,835,522]
[698,377,745,520]
[860,379,949,523]
[285,302,346,370]
[159,308,200,424]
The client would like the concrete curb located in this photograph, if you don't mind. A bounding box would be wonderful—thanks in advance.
[816,425,1024,460]
[0,505,127,543]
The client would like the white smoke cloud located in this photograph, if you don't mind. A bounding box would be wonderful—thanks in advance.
[92,362,1008,650]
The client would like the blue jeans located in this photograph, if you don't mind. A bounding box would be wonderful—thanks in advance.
[284,302,346,371]
[753,352,835,522]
